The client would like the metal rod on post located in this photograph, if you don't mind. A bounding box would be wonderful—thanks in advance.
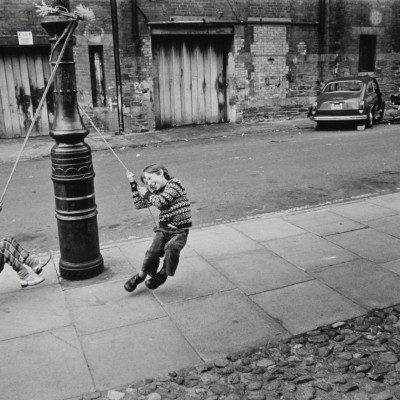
[110,0,125,134]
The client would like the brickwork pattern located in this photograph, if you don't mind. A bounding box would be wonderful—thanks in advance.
[2,0,400,134]
[250,26,289,105]
[0,0,43,35]
[249,0,290,18]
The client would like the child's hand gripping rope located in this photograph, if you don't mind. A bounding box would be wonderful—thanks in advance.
[126,170,150,196]
[126,170,135,183]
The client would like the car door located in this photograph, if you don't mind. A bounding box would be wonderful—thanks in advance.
[372,79,383,108]
[365,80,377,111]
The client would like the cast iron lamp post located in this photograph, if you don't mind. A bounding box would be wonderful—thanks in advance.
[41,2,103,280]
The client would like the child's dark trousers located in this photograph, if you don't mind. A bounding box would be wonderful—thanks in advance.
[142,226,188,277]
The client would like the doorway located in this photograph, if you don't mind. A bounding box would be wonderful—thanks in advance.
[152,35,230,129]
[0,46,54,138]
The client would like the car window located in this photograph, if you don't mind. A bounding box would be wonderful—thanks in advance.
[323,81,362,93]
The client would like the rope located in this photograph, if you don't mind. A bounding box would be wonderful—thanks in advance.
[49,19,76,71]
[0,20,77,208]
[79,105,158,227]
[79,105,129,171]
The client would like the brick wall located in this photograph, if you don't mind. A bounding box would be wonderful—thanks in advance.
[0,1,43,36]
[0,0,122,134]
[249,0,290,18]
[73,0,120,133]
[57,0,153,133]
[2,0,400,136]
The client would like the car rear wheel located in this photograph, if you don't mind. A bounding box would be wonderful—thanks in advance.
[316,122,327,130]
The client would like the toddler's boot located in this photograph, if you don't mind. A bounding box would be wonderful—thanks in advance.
[124,273,145,292]
[145,272,167,290]
[20,274,45,288]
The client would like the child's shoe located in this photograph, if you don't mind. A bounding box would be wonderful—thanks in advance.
[20,274,45,288]
[145,273,167,290]
[124,273,145,292]
[25,254,52,274]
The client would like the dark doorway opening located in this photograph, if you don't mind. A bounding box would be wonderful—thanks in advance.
[359,35,376,72]
[89,46,106,107]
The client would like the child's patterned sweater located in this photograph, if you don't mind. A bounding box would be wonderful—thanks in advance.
[130,178,192,229]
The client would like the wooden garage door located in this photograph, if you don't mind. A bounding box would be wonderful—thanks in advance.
[0,47,54,138]
[153,36,228,129]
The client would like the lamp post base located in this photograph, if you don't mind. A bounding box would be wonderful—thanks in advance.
[52,141,104,281]
[59,255,104,280]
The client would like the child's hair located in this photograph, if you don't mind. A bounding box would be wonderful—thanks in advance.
[140,164,171,184]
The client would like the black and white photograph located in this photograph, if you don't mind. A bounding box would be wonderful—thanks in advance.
[1,1,400,399]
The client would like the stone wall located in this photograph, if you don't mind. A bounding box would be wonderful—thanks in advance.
[323,0,400,100]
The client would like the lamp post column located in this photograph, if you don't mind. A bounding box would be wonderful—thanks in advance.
[41,7,104,280]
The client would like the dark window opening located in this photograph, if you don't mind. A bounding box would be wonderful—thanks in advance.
[359,35,376,72]
[243,26,254,53]
[89,46,106,107]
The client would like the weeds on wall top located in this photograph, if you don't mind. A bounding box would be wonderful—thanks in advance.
[34,1,95,22]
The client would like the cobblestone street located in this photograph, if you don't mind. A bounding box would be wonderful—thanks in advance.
[81,305,400,400]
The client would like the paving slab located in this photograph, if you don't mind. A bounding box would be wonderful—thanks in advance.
[366,214,400,239]
[152,254,234,305]
[188,225,263,260]
[210,248,311,295]
[165,289,288,361]
[327,228,400,264]
[251,280,366,335]
[80,317,202,390]
[231,217,306,242]
[263,232,358,271]
[117,238,155,267]
[60,246,133,290]
[330,201,398,223]
[0,326,94,400]
[367,192,400,212]
[284,209,365,236]
[314,258,400,309]
[380,259,400,275]
[65,279,166,335]
[0,284,70,341]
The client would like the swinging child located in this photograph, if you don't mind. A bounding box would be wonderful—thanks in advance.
[124,164,192,292]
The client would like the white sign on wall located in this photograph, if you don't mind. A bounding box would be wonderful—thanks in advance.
[17,31,33,45]
[370,10,383,26]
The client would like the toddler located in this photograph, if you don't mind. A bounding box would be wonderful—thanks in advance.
[0,203,51,288]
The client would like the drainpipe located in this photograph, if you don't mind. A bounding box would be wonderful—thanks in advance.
[319,0,330,83]
[110,0,125,133]
[320,0,330,54]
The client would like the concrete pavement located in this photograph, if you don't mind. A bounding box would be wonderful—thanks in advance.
[2,190,400,399]
[2,119,400,399]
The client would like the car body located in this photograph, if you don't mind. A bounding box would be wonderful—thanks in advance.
[308,76,385,129]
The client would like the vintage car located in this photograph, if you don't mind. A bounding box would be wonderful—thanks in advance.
[308,76,385,129]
